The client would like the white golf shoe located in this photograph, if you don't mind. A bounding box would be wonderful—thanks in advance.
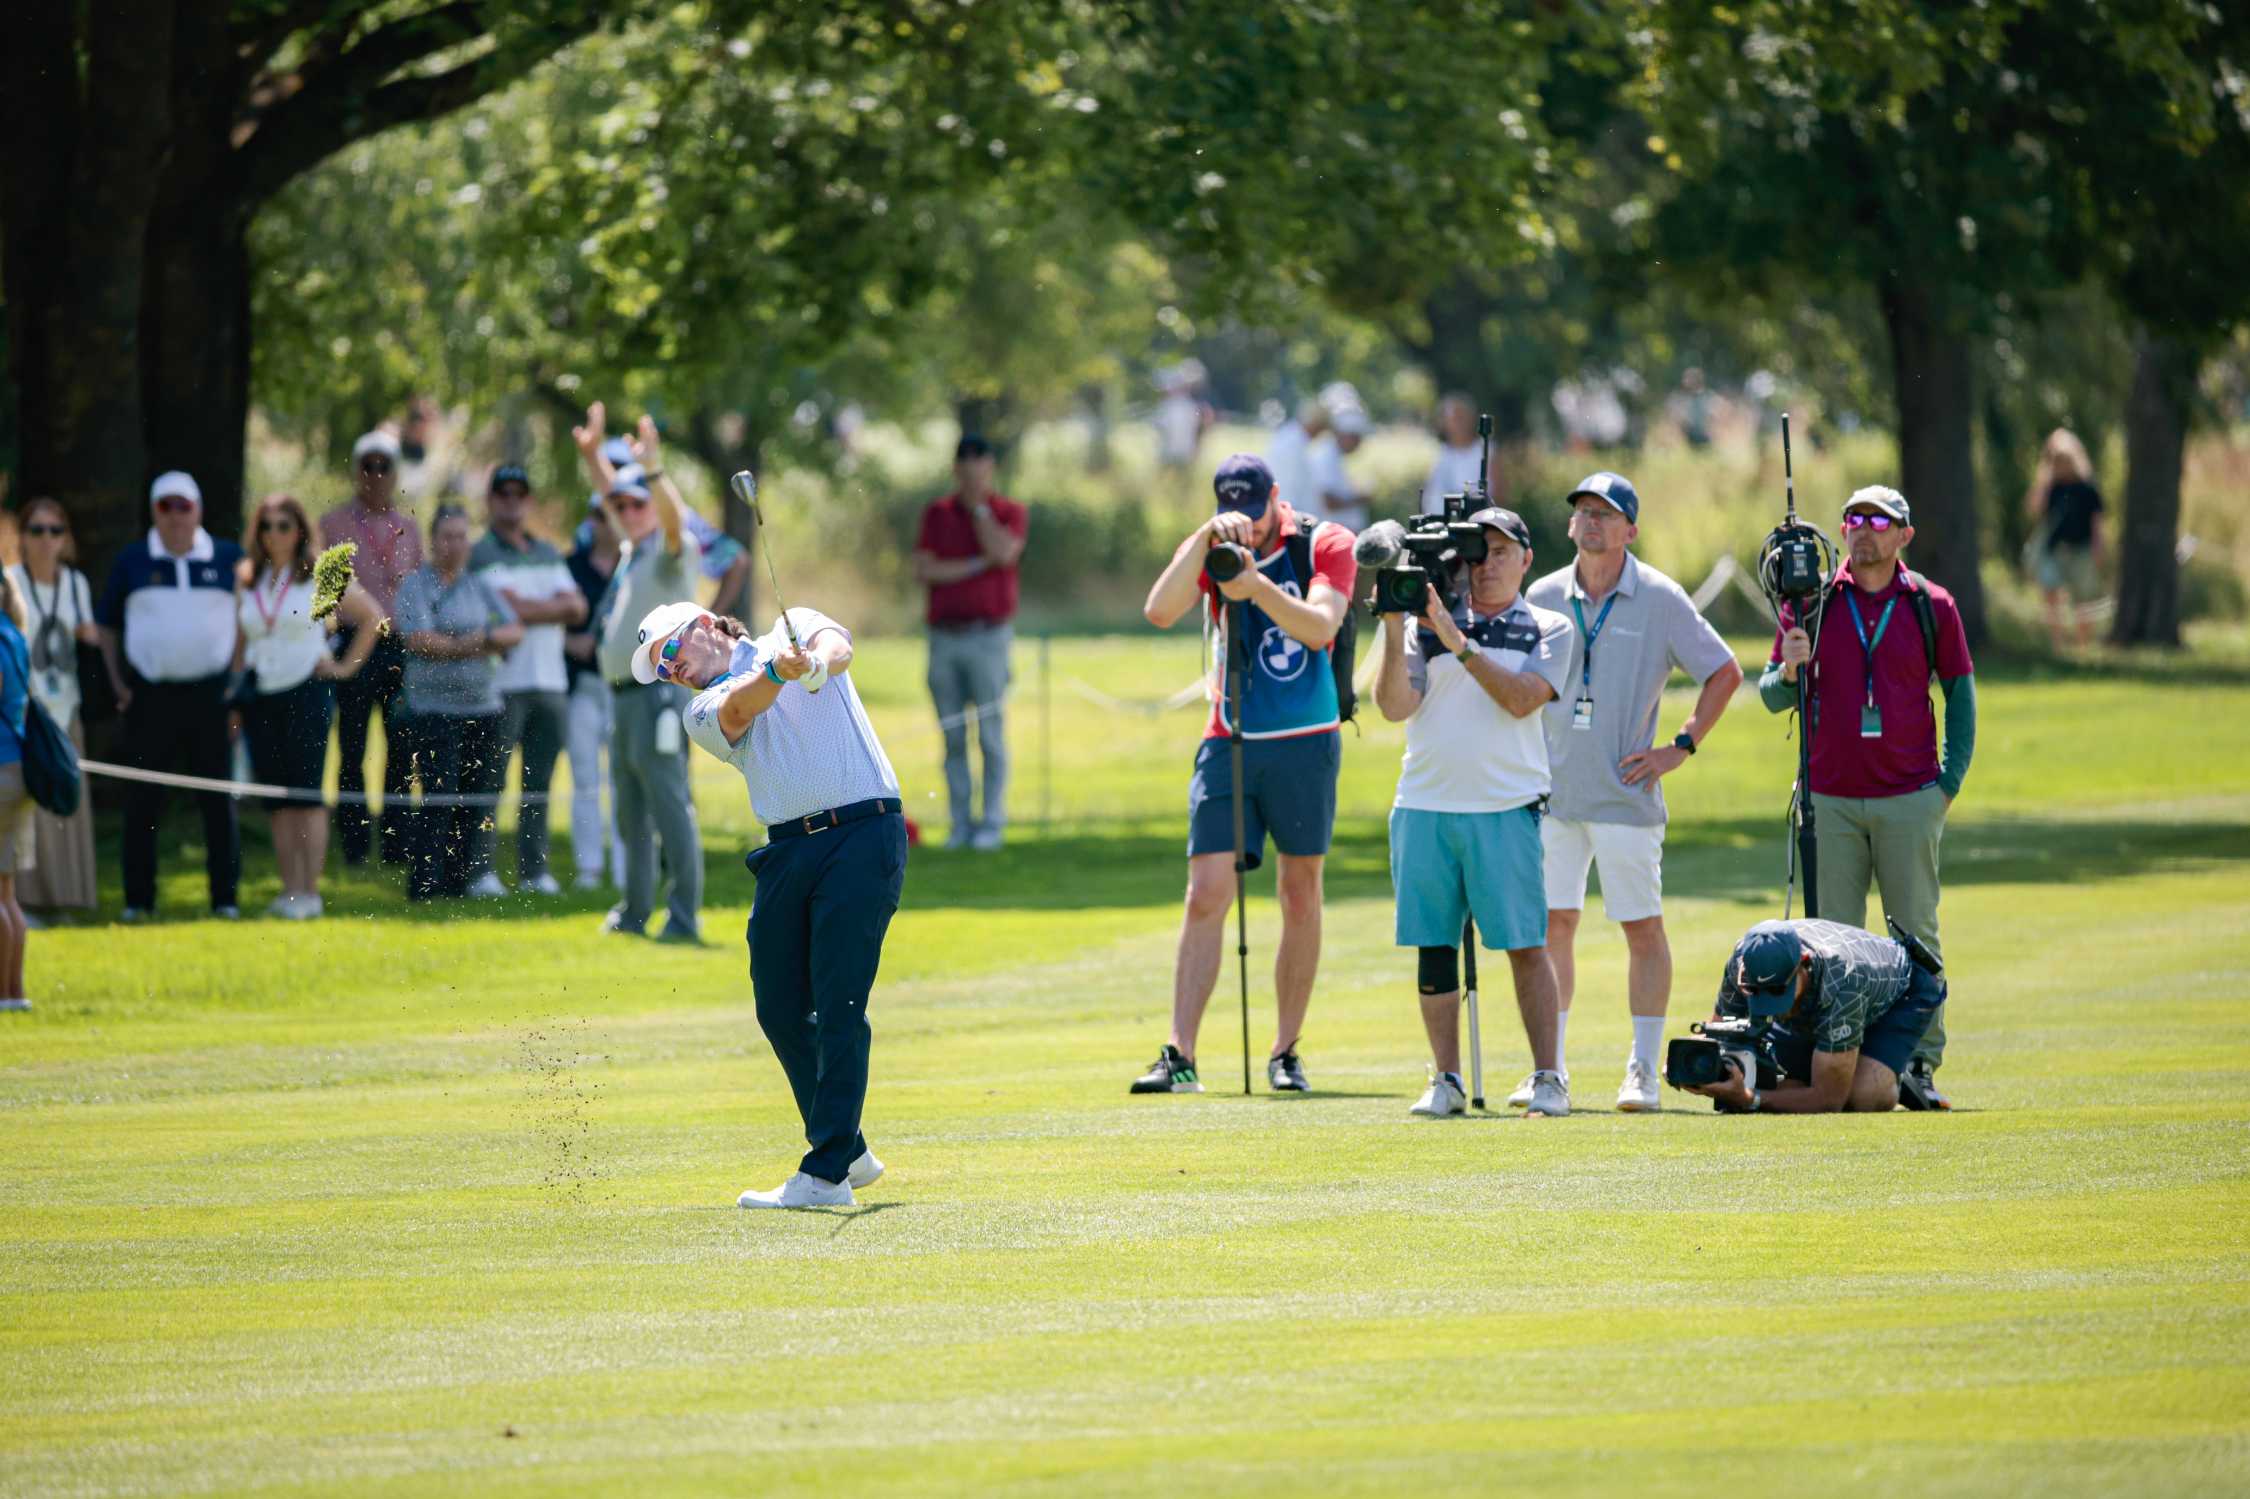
[1410,1071,1468,1118]
[847,1150,885,1189]
[1525,1070,1570,1118]
[1507,1070,1567,1109]
[738,1172,855,1210]
[1616,1058,1662,1113]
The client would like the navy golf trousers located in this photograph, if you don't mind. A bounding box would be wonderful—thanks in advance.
[744,810,908,1185]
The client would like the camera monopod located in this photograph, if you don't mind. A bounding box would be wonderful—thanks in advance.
[1753,414,1836,918]
[1224,596,1254,1097]
[1462,916,1485,1109]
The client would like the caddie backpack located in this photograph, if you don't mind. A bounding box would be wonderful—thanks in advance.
[1899,568,1940,680]
[1283,515,1358,725]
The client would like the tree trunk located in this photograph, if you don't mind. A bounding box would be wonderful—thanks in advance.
[1,0,179,566]
[141,219,255,547]
[2110,332,2194,647]
[1879,278,1988,645]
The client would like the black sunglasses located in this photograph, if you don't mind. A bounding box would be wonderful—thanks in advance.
[360,458,394,475]
[24,524,65,538]
[259,518,298,532]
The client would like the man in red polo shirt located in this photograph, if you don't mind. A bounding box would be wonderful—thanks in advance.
[913,434,1029,850]
[1762,485,1976,1110]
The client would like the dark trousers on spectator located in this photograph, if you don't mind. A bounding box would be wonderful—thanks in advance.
[499,690,568,882]
[405,711,504,900]
[122,674,239,912]
[334,631,409,864]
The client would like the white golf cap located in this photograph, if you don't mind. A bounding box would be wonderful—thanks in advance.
[352,429,403,464]
[149,471,201,506]
[1329,404,1371,437]
[632,601,709,684]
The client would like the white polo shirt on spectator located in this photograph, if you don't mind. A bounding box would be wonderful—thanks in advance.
[1396,594,1573,813]
[471,532,577,695]
[97,528,242,683]
[685,608,900,827]
[1421,443,1485,513]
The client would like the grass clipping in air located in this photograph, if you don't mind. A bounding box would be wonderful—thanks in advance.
[309,542,357,624]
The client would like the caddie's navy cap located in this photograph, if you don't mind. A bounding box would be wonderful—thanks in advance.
[490,464,531,493]
[1213,454,1274,518]
[1466,506,1532,549]
[1732,922,1804,995]
[1567,471,1640,524]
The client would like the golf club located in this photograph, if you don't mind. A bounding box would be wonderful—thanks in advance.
[729,469,815,686]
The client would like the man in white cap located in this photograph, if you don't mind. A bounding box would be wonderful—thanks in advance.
[320,429,422,865]
[95,473,244,919]
[1306,400,1371,533]
[634,600,905,1210]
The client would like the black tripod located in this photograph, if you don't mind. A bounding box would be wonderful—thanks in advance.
[1224,597,1253,1096]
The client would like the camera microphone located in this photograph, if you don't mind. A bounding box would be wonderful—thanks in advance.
[1353,519,1406,569]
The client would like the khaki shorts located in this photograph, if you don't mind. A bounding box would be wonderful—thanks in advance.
[0,764,34,877]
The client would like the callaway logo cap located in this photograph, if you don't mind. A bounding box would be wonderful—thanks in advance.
[1566,470,1640,524]
[1212,454,1274,518]
[632,601,709,685]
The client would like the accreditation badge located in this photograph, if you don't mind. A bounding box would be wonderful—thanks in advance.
[1571,696,1594,732]
[1860,701,1883,738]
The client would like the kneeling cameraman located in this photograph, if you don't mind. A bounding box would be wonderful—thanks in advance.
[1371,508,1574,1117]
[1684,919,1944,1113]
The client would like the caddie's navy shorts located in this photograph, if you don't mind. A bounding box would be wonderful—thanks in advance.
[1186,730,1340,871]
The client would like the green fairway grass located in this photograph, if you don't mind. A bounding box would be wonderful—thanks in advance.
[7,636,2249,1496]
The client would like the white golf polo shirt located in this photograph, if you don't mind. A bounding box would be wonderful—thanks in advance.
[1395,594,1573,814]
[685,608,900,827]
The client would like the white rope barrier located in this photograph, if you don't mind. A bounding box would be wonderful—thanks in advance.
[78,759,547,809]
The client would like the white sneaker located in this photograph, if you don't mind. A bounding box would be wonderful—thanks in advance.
[969,825,1004,852]
[467,873,509,899]
[573,871,603,892]
[1616,1058,1662,1113]
[525,873,563,896]
[1525,1070,1570,1117]
[267,894,298,919]
[0,997,29,1012]
[1410,1071,1468,1117]
[1507,1069,1567,1109]
[847,1150,885,1189]
[738,1172,856,1210]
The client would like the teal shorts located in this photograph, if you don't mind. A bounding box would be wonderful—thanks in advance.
[1389,804,1548,952]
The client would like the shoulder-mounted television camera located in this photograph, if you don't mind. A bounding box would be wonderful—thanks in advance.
[1357,413,1495,614]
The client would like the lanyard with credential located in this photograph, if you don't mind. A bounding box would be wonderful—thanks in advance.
[1843,589,1899,737]
[1568,591,1617,730]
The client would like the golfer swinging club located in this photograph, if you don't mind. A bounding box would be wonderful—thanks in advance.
[635,599,906,1210]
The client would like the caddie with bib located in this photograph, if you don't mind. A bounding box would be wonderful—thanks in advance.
[1129,454,1359,1097]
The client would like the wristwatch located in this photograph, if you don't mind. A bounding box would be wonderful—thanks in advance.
[1454,641,1477,663]
[1672,731,1698,756]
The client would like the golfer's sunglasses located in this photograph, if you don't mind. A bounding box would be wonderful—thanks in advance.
[654,633,688,681]
[1842,513,1898,532]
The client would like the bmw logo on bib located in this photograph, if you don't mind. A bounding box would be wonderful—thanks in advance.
[1260,625,1308,680]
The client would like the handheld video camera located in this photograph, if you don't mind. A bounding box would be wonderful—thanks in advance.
[1664,1016,1783,1093]
[1358,413,1495,614]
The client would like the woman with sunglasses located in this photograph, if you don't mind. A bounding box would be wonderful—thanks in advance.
[571,403,704,943]
[5,498,99,918]
[393,506,523,901]
[232,495,382,919]
[1760,485,1977,1111]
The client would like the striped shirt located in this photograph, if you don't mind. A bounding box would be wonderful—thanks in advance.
[685,608,900,826]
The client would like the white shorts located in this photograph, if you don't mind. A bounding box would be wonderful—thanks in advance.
[1542,817,1665,922]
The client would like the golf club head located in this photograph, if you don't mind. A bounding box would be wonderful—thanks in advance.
[728,469,762,525]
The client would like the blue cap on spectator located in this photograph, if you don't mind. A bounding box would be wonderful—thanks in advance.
[1213,454,1274,518]
[609,463,652,502]
[490,464,531,493]
[1731,922,1804,997]
[1567,471,1639,524]
[601,436,637,469]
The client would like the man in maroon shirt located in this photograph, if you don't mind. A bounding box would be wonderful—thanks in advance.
[1761,485,1977,1108]
[912,435,1029,850]
[320,429,424,865]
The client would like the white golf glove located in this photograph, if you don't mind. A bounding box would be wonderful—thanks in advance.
[800,654,830,694]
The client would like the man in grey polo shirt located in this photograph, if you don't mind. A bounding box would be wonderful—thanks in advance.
[1524,471,1744,1113]
[577,403,705,943]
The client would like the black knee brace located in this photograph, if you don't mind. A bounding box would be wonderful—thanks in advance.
[1417,945,1458,995]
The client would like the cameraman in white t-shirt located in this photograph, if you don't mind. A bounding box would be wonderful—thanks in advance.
[1371,507,1575,1117]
